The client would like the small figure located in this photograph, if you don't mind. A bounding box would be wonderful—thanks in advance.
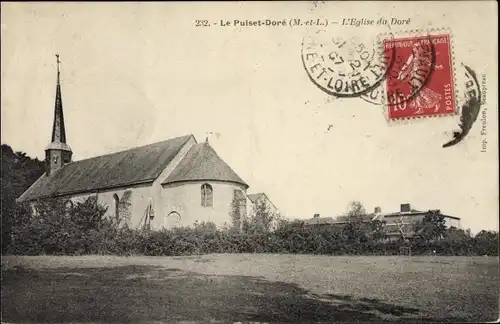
[397,42,443,113]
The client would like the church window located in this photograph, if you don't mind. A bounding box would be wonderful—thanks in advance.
[201,183,213,207]
[113,194,120,219]
[165,211,182,228]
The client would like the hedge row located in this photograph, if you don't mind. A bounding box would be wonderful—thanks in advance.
[7,226,498,257]
[6,198,498,256]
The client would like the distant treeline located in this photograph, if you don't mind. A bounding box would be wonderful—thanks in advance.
[1,144,45,254]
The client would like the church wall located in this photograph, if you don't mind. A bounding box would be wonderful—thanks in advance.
[150,136,196,217]
[61,136,196,230]
[67,183,153,229]
[157,181,247,230]
[27,135,250,232]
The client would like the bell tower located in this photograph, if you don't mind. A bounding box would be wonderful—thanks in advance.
[45,54,72,176]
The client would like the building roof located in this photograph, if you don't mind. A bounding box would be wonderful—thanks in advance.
[304,208,461,226]
[302,216,356,226]
[17,135,192,202]
[247,193,265,203]
[162,141,248,188]
[381,210,461,220]
[304,217,335,226]
[48,57,70,151]
[247,192,277,209]
[303,216,376,226]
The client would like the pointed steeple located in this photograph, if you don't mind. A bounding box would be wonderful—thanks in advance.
[45,54,72,176]
[51,54,67,143]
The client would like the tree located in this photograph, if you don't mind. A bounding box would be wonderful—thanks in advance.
[367,219,387,241]
[192,220,218,233]
[246,198,281,234]
[347,201,367,218]
[228,191,244,232]
[68,197,109,231]
[117,190,133,227]
[337,201,386,248]
[474,230,499,256]
[445,227,471,242]
[415,210,447,242]
[339,201,367,243]
[337,201,368,222]
[9,196,109,255]
[275,218,304,232]
[1,144,45,253]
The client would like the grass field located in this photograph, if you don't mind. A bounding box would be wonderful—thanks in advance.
[1,254,498,323]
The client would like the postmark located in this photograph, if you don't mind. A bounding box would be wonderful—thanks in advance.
[301,30,395,98]
[442,64,482,148]
[382,34,456,120]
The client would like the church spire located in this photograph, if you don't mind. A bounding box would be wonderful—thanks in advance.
[45,54,72,176]
[52,54,67,143]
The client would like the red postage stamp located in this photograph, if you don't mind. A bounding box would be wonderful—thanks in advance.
[383,34,456,120]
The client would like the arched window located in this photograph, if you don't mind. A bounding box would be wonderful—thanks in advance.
[201,183,213,207]
[113,194,120,219]
[164,211,182,228]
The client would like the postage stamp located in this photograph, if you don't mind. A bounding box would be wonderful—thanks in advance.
[302,28,458,123]
[382,33,456,120]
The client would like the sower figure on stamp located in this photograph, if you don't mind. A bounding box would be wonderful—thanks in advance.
[397,42,443,114]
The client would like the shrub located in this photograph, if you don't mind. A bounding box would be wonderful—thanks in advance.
[6,199,498,257]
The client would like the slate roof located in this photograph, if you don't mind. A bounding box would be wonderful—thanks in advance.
[17,135,192,202]
[303,216,336,226]
[381,210,461,220]
[306,208,461,225]
[247,192,277,209]
[303,216,375,226]
[247,193,264,203]
[162,141,248,188]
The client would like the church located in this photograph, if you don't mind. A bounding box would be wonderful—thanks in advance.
[17,56,267,230]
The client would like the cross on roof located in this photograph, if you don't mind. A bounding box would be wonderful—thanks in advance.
[56,54,61,74]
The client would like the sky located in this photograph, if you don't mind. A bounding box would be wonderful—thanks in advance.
[1,2,498,234]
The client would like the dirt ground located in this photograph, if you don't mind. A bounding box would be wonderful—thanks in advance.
[1,254,498,323]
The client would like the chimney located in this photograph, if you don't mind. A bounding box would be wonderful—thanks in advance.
[374,206,382,213]
[313,213,320,218]
[400,203,411,213]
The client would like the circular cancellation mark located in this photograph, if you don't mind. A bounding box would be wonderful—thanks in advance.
[301,30,396,98]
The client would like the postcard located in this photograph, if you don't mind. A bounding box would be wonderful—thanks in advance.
[1,2,498,323]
